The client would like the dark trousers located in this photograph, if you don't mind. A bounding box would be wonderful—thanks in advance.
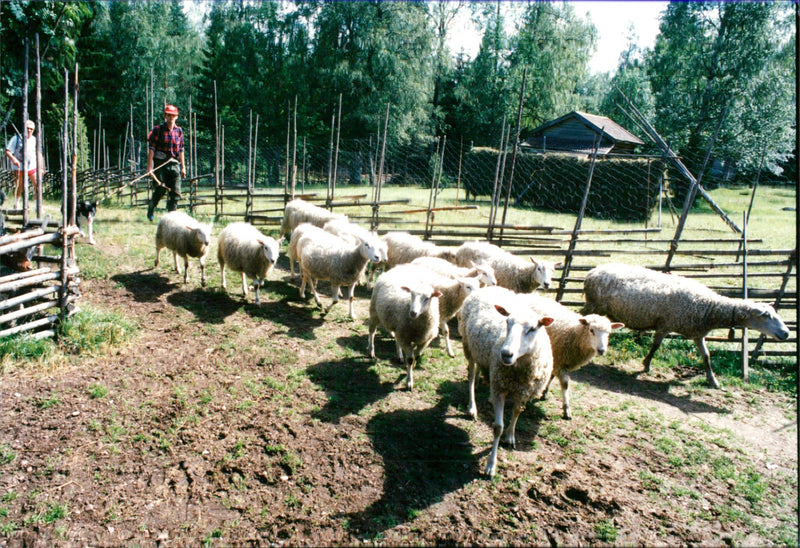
[149,160,181,213]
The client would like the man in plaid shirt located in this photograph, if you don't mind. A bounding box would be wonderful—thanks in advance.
[146,104,186,221]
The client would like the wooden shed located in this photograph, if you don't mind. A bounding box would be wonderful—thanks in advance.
[522,111,644,154]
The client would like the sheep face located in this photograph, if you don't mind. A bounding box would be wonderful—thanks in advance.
[191,226,211,250]
[529,258,561,290]
[494,304,554,365]
[580,315,625,356]
[474,263,497,287]
[359,235,385,264]
[745,303,790,340]
[401,285,441,319]
[260,238,281,272]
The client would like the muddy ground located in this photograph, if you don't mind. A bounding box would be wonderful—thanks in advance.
[0,259,797,546]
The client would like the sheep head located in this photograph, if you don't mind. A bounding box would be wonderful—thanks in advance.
[495,304,554,366]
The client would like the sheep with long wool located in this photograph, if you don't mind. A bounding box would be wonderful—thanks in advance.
[280,198,347,238]
[458,285,554,477]
[217,222,282,305]
[298,229,383,319]
[455,240,561,293]
[155,211,213,286]
[582,263,790,389]
[520,293,623,419]
[367,268,442,390]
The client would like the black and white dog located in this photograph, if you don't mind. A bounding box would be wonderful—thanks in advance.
[75,199,98,245]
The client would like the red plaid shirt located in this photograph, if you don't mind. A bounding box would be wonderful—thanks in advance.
[148,123,184,160]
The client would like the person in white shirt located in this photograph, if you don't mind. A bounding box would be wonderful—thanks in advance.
[4,119,42,209]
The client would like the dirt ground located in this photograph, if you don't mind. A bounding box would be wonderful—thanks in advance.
[0,259,797,546]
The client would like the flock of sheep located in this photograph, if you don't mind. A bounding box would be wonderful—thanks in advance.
[153,199,791,477]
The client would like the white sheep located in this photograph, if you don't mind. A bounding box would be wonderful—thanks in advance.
[280,198,347,238]
[367,268,442,390]
[154,211,213,286]
[520,293,623,419]
[323,218,388,288]
[217,222,282,305]
[455,240,561,293]
[582,263,791,389]
[382,231,457,269]
[288,222,329,276]
[389,264,482,357]
[410,256,497,287]
[458,285,554,477]
[298,229,383,319]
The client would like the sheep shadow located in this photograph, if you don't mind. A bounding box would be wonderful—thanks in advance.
[167,288,243,324]
[575,363,731,415]
[344,382,477,539]
[110,270,174,303]
[250,293,327,339]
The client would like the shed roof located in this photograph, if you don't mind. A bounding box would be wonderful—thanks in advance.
[528,111,644,146]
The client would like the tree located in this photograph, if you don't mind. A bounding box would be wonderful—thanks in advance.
[308,1,434,145]
[648,1,794,192]
[509,2,596,128]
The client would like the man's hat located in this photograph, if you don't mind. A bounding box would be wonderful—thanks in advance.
[164,104,179,116]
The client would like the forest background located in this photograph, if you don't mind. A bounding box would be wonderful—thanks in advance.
[0,0,796,186]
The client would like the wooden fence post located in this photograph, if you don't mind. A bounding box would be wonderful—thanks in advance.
[741,211,749,381]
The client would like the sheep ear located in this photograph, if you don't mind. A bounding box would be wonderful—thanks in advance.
[494,304,511,317]
[432,290,442,299]
[400,286,412,293]
[554,262,563,269]
[540,316,555,327]
[277,236,285,246]
[529,257,539,266]
[611,322,625,329]
[579,317,589,326]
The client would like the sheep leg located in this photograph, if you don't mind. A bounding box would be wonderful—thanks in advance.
[182,256,189,284]
[467,359,479,420]
[155,244,162,268]
[299,270,307,298]
[695,337,721,389]
[540,370,556,401]
[86,217,95,245]
[325,284,341,313]
[220,263,227,291]
[642,331,666,372]
[346,283,357,319]
[173,251,182,275]
[367,319,379,359]
[504,400,524,448]
[440,319,455,357]
[199,258,206,287]
[254,279,262,305]
[240,272,249,299]
[310,278,323,308]
[485,392,506,477]
[557,372,572,420]
[403,347,416,390]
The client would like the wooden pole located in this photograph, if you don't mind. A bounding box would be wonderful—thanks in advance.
[455,136,463,206]
[741,211,749,381]
[425,137,441,240]
[331,93,342,210]
[71,63,79,231]
[247,110,253,217]
[35,34,44,219]
[22,38,29,224]
[59,68,69,323]
[372,103,390,231]
[214,81,219,217]
[285,100,291,193]
[487,116,507,241]
[291,95,298,198]
[555,134,601,302]
[499,67,527,245]
[326,110,335,205]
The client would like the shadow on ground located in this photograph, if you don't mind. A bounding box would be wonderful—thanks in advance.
[345,382,478,539]
[576,363,731,416]
[111,270,174,303]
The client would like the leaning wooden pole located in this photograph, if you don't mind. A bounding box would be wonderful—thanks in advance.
[330,93,342,210]
[499,67,527,245]
[70,64,79,243]
[372,103,390,231]
[487,115,507,242]
[424,137,442,240]
[291,95,298,199]
[326,110,335,205]
[741,211,749,381]
[214,81,220,216]
[555,134,601,302]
